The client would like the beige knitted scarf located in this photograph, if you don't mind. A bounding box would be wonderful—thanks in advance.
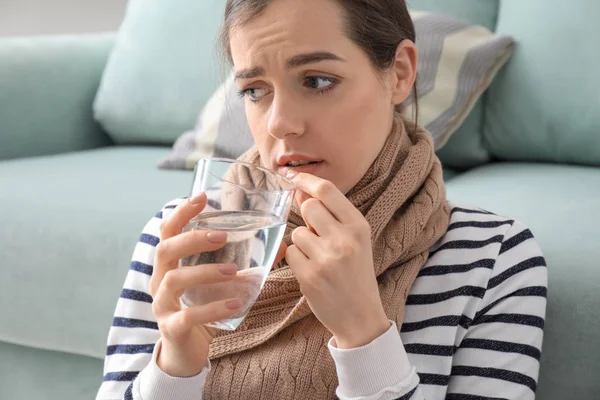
[203,115,450,399]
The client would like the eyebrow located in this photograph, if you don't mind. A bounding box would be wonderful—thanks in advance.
[287,51,346,68]
[234,51,345,80]
[235,67,265,80]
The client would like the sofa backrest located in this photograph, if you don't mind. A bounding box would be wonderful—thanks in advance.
[483,0,600,166]
[0,34,115,160]
[409,0,499,30]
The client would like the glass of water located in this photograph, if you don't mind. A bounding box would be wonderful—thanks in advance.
[179,158,295,331]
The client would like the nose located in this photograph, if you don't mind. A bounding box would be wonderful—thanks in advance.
[267,93,306,140]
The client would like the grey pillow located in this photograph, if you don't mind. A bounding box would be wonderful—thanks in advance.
[159,11,514,170]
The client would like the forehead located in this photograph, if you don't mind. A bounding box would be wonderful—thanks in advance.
[229,0,350,66]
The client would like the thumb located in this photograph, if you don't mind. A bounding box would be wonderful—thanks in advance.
[272,241,288,268]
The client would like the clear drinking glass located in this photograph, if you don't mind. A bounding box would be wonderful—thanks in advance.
[179,158,295,330]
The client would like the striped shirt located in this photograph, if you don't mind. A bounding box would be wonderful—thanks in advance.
[96,199,547,400]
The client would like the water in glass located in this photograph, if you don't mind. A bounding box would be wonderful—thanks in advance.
[180,210,286,330]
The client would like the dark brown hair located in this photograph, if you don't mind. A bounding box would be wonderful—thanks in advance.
[220,0,419,127]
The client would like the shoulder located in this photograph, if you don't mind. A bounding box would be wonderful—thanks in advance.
[428,202,516,259]
[410,202,546,322]
[444,201,543,253]
[434,201,541,251]
[425,201,547,289]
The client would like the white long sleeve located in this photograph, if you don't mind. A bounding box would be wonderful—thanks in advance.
[132,340,210,400]
[328,322,419,400]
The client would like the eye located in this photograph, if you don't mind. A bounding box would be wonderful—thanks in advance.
[239,87,269,102]
[304,76,336,90]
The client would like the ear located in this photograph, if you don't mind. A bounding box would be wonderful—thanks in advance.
[389,40,418,106]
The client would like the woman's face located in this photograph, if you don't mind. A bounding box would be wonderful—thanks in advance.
[229,0,414,194]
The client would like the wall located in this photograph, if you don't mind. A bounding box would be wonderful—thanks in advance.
[0,0,127,37]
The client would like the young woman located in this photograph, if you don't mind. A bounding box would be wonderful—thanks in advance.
[97,0,547,399]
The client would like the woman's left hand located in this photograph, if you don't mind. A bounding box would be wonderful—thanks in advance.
[284,172,391,349]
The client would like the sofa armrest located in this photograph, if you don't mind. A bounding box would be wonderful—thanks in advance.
[0,33,116,160]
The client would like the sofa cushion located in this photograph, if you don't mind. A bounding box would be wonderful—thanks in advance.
[446,162,600,399]
[0,341,102,400]
[93,0,227,145]
[484,0,600,165]
[0,147,191,358]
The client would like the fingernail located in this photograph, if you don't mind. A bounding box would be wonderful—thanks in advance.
[218,264,238,275]
[207,231,227,243]
[188,193,206,204]
[286,169,299,180]
[226,299,243,310]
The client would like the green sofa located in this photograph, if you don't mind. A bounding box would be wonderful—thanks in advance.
[1,1,599,399]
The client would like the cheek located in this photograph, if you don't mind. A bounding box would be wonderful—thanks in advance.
[328,80,391,152]
[317,79,392,191]
[245,104,274,158]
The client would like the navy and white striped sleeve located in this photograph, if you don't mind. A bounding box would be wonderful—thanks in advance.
[96,199,185,400]
[446,220,548,399]
[329,219,547,400]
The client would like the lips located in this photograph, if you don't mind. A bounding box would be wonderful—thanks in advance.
[277,154,323,167]
[286,160,320,167]
[275,154,324,176]
[277,161,324,177]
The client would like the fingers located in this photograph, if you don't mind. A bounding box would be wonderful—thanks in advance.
[290,173,360,223]
[158,263,237,300]
[158,230,228,264]
[153,264,238,316]
[151,230,228,296]
[160,193,207,239]
[300,198,338,236]
[285,243,309,272]
[291,226,321,259]
[164,298,243,339]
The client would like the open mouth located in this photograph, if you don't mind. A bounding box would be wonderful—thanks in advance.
[285,160,322,167]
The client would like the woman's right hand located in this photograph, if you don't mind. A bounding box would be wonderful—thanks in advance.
[148,193,244,378]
